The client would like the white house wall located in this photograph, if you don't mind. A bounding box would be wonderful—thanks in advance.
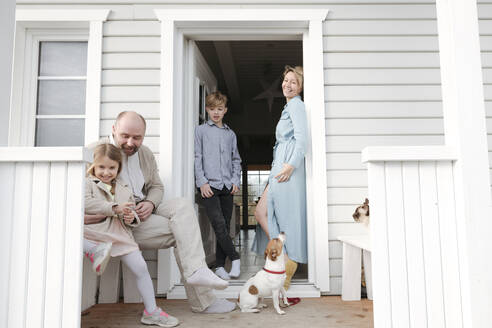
[479,1,492,200]
[22,0,492,295]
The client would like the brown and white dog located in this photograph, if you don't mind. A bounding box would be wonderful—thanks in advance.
[238,232,289,314]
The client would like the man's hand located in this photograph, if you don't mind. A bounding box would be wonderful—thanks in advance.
[231,184,240,194]
[135,200,154,221]
[200,183,214,198]
[274,163,295,183]
[84,214,107,224]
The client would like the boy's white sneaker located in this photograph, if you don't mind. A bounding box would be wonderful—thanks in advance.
[85,242,112,275]
[141,307,179,327]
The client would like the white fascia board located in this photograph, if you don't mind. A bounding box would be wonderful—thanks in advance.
[16,9,110,22]
[0,147,92,162]
[154,8,329,22]
[361,146,458,163]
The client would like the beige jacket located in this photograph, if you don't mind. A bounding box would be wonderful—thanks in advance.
[89,137,164,210]
[85,175,140,228]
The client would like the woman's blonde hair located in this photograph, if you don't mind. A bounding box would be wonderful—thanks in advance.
[283,65,304,91]
[87,143,123,180]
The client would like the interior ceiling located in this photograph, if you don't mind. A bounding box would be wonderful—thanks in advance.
[196,40,303,166]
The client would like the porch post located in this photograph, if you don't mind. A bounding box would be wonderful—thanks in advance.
[435,0,492,326]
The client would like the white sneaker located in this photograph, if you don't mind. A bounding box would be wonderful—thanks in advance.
[141,307,179,327]
[85,242,112,275]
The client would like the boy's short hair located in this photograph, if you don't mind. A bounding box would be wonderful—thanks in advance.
[206,91,228,108]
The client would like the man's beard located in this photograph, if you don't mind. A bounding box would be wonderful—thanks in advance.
[121,144,138,156]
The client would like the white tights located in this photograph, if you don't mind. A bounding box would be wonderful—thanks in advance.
[83,239,157,313]
[121,250,157,313]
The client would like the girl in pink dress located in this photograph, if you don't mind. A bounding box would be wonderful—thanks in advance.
[83,143,179,327]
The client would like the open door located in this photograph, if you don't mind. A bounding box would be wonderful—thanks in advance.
[159,40,217,295]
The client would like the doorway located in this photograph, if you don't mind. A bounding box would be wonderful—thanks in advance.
[193,40,307,281]
[155,9,329,298]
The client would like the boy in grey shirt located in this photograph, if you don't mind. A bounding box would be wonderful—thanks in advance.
[194,91,242,280]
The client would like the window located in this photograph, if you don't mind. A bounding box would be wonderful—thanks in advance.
[9,9,109,146]
[35,41,88,146]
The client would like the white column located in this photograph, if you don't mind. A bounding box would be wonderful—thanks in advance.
[0,0,15,146]
[435,0,492,326]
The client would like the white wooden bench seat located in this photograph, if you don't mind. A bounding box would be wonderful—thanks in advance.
[337,234,373,301]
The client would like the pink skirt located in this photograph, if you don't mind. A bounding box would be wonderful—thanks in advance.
[84,217,139,257]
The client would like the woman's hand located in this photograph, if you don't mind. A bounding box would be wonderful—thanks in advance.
[274,163,295,183]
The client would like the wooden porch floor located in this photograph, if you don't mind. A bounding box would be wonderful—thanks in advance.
[81,296,373,328]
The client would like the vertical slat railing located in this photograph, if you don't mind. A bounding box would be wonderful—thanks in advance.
[363,146,462,328]
[0,147,91,328]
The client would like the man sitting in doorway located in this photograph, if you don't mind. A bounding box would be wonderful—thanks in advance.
[86,111,236,315]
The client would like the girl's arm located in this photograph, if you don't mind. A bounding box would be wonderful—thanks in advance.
[84,178,118,216]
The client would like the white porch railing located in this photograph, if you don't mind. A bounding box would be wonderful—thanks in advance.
[0,147,90,328]
[362,146,463,328]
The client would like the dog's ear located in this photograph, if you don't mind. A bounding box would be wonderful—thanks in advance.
[264,249,269,260]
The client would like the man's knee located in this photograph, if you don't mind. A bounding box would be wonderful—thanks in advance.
[156,197,195,218]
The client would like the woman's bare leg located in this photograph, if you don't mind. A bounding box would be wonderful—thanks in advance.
[254,184,270,239]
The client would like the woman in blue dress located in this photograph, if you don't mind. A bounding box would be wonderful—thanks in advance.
[253,65,308,291]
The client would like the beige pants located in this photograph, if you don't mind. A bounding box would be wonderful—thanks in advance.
[132,197,216,312]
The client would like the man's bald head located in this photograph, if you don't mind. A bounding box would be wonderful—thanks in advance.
[112,111,146,156]
[115,111,146,131]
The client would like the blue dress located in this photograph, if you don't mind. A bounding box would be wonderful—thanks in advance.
[252,96,308,264]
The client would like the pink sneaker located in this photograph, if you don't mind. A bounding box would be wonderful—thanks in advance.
[141,307,179,327]
[85,242,112,275]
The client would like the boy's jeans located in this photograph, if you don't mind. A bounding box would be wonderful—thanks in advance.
[201,186,240,268]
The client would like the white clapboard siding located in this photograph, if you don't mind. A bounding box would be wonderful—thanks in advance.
[103,21,160,36]
[1,148,89,328]
[324,20,438,35]
[325,101,443,118]
[101,86,160,102]
[103,37,160,53]
[103,53,160,69]
[479,15,492,194]
[326,118,444,135]
[325,68,441,85]
[324,36,439,52]
[102,70,160,86]
[323,2,445,296]
[363,147,463,328]
[324,52,440,68]
[101,103,160,119]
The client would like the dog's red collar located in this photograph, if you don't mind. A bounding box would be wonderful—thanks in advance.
[263,268,286,274]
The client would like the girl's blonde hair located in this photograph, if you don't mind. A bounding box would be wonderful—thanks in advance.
[87,144,123,190]
[283,65,304,91]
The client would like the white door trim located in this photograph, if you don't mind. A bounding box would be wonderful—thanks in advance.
[154,8,330,295]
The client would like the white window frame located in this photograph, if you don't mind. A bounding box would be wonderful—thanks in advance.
[154,8,330,296]
[9,9,110,146]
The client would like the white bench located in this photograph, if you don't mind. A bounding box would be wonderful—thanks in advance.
[337,234,373,301]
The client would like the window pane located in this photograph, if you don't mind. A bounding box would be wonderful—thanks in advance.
[35,119,85,146]
[37,80,86,115]
[39,42,88,76]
